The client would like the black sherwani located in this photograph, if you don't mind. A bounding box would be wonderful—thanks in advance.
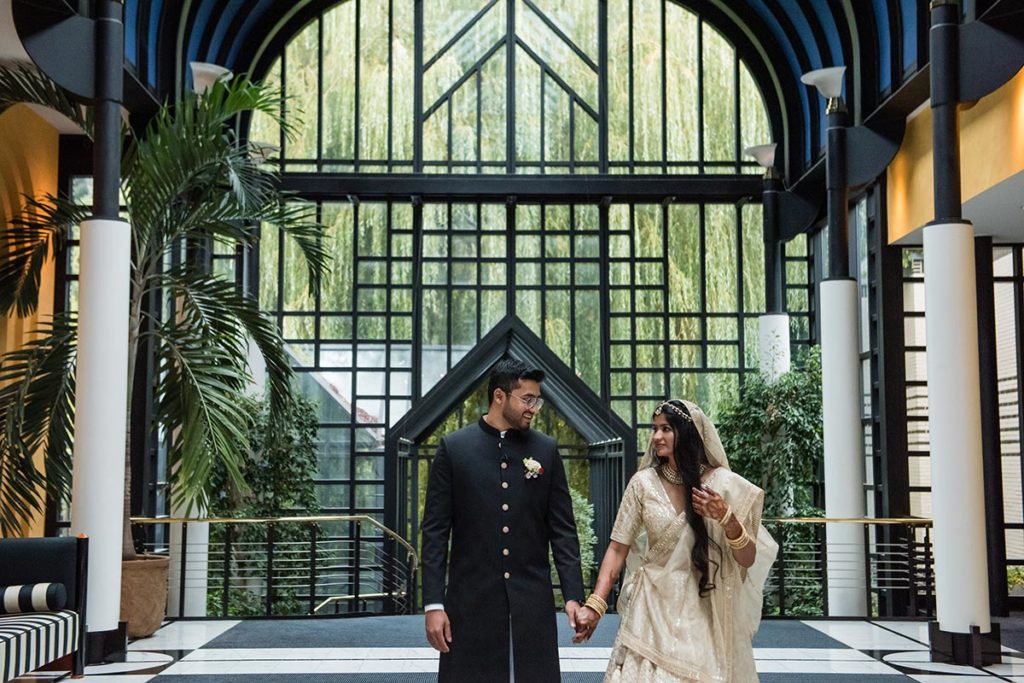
[421,417,585,683]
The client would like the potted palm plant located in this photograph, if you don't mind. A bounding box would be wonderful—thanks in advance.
[0,64,326,636]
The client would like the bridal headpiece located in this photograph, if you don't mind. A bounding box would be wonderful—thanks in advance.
[654,400,692,422]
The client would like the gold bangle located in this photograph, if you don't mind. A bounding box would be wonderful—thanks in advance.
[719,506,735,527]
[584,593,607,617]
[726,529,751,550]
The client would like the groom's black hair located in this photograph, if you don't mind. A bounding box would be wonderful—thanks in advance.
[488,358,545,404]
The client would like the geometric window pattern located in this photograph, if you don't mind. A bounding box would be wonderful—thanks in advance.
[251,0,770,175]
[258,199,813,525]
[246,0,805,527]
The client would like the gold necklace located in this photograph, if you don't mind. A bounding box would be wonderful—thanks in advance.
[658,464,685,485]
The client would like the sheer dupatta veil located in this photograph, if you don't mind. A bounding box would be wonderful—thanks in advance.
[623,400,778,680]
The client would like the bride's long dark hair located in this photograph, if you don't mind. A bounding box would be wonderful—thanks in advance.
[656,399,719,596]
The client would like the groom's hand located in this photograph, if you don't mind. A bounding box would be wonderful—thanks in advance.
[425,610,452,653]
[565,599,581,631]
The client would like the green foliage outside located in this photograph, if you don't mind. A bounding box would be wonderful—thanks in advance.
[1008,567,1024,595]
[250,1,808,454]
[206,394,322,617]
[718,347,823,516]
[717,347,824,616]
[554,487,598,605]
[255,1,770,173]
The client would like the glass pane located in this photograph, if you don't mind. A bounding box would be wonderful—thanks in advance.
[667,205,700,313]
[360,0,391,162]
[632,0,663,163]
[321,203,354,311]
[323,5,356,161]
[665,3,698,163]
[993,246,1014,277]
[705,204,737,312]
[741,203,765,313]
[739,62,770,173]
[702,22,736,163]
[285,22,320,161]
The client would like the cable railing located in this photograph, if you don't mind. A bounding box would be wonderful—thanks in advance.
[761,517,934,618]
[132,515,419,618]
[133,515,934,620]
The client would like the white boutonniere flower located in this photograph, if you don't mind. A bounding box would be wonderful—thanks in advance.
[523,457,544,479]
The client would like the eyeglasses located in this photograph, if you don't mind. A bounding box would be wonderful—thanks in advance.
[509,393,544,410]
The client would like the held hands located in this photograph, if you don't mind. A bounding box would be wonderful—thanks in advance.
[572,593,608,643]
[691,484,729,521]
[425,609,452,653]
[572,605,601,643]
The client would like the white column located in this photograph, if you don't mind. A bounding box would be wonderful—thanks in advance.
[246,336,267,396]
[758,314,791,384]
[923,222,991,634]
[69,218,132,632]
[167,515,210,618]
[820,279,867,616]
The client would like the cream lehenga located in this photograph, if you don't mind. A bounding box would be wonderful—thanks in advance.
[605,401,778,683]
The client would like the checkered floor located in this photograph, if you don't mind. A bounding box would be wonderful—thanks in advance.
[15,615,1024,682]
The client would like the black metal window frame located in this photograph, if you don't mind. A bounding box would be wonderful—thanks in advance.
[257,0,769,177]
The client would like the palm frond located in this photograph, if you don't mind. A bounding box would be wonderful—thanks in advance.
[0,195,90,317]
[267,200,329,296]
[0,68,329,531]
[0,313,77,535]
[0,64,92,137]
[153,321,253,514]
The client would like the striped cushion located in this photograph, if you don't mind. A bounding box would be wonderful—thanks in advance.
[0,584,67,615]
[0,610,79,682]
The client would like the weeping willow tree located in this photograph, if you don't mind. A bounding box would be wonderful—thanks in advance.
[249,0,801,463]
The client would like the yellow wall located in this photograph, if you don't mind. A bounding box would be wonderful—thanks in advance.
[0,104,59,536]
[888,67,1024,243]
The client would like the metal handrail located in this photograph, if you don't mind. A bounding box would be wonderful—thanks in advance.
[764,517,933,525]
[314,591,408,613]
[131,514,419,573]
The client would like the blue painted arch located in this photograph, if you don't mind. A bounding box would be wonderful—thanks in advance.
[122,0,929,179]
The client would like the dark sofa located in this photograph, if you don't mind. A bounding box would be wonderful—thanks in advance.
[0,536,88,681]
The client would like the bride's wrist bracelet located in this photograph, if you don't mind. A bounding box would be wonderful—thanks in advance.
[584,593,607,617]
[726,529,752,550]
[718,505,735,528]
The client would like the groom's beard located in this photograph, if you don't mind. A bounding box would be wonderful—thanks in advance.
[502,402,534,431]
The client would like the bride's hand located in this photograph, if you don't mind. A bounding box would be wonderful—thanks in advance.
[691,485,728,521]
[572,606,600,643]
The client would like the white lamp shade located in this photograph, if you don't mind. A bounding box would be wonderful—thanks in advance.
[800,66,846,99]
[743,143,777,169]
[190,62,233,94]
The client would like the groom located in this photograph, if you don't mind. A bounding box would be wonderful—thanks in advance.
[421,357,585,682]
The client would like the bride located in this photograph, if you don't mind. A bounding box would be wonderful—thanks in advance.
[574,399,777,682]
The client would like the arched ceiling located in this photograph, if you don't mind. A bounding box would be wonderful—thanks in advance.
[124,0,1000,180]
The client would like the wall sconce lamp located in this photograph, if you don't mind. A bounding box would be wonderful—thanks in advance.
[743,142,818,384]
[190,61,233,95]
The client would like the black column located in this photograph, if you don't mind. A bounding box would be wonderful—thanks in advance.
[930,0,962,223]
[825,106,849,279]
[92,0,123,219]
[762,174,784,314]
[975,236,1008,617]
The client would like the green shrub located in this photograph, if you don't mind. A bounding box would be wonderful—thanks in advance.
[206,393,321,616]
[717,347,824,615]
